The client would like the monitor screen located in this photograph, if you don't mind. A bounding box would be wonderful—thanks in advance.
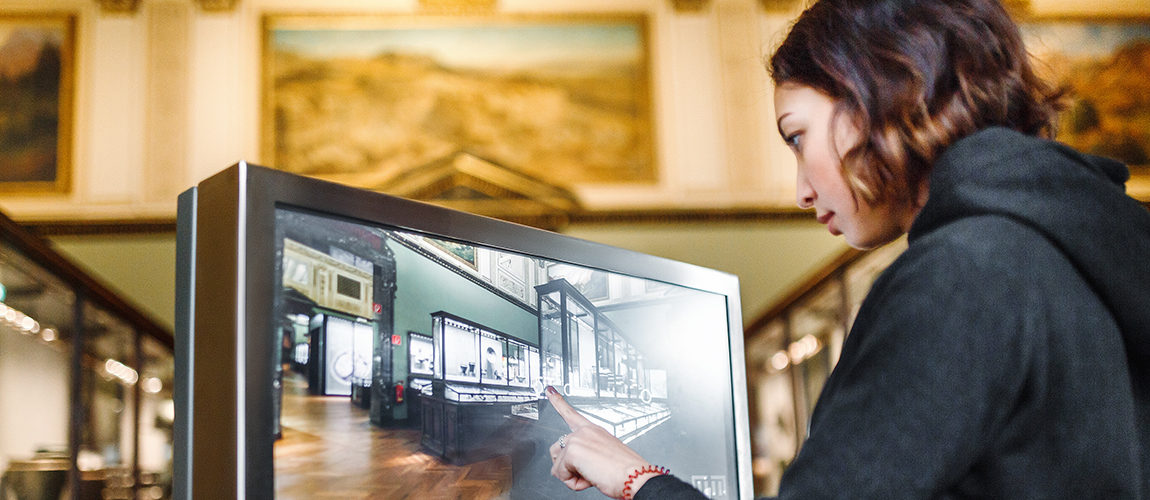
[174,163,750,499]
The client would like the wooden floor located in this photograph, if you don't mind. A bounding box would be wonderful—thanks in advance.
[274,374,512,499]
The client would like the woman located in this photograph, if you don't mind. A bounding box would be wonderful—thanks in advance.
[546,0,1150,498]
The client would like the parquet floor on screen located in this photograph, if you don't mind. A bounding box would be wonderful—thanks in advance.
[274,373,511,499]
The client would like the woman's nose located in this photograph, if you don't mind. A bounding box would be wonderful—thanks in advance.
[795,170,815,209]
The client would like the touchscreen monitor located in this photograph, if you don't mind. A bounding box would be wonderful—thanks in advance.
[174,163,751,499]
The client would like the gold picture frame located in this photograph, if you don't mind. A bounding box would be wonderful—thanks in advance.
[0,13,75,194]
[260,13,656,196]
[1019,16,1150,200]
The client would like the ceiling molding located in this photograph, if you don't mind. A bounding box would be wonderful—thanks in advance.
[671,0,709,13]
[418,0,497,14]
[16,208,817,236]
[759,0,804,13]
[193,0,239,13]
[95,0,140,14]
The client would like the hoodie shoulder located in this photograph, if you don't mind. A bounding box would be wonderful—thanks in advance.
[911,126,1150,366]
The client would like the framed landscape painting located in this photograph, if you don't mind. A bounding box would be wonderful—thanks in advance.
[261,14,656,194]
[0,13,74,194]
[1020,17,1150,199]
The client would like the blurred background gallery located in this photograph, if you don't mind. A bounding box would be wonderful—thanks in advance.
[1,0,1148,497]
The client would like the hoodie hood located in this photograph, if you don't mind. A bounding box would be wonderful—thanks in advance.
[910,127,1150,365]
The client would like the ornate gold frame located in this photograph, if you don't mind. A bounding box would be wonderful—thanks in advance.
[259,12,657,202]
[0,12,75,195]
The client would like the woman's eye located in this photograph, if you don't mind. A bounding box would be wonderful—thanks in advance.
[784,132,802,150]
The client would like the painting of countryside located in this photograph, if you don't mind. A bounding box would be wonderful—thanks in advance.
[264,16,655,191]
[0,15,71,193]
[1021,20,1150,173]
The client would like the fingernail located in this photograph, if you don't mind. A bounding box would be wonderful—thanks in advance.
[545,385,558,396]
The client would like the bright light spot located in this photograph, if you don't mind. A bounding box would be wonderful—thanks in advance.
[105,358,139,385]
[770,351,790,371]
[142,377,163,394]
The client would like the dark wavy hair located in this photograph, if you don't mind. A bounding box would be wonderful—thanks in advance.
[769,0,1064,204]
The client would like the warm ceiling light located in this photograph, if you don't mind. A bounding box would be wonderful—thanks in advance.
[770,351,790,371]
[105,358,139,385]
[142,377,163,394]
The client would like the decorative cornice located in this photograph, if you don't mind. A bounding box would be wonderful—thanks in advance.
[759,0,803,13]
[17,208,816,235]
[95,0,140,14]
[194,0,239,13]
[418,0,497,15]
[671,0,709,13]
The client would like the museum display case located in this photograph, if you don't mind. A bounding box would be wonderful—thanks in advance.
[534,278,670,441]
[421,311,539,463]
[742,238,907,495]
[408,333,434,378]
[536,279,603,399]
[0,210,174,500]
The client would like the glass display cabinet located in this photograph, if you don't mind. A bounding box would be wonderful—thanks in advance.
[743,238,907,496]
[408,333,434,377]
[536,278,603,399]
[534,278,669,443]
[536,278,652,402]
[421,312,539,464]
[405,333,435,429]
[0,210,173,500]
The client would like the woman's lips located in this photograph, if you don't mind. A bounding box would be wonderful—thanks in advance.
[818,212,840,235]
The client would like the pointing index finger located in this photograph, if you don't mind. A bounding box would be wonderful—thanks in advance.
[546,386,593,430]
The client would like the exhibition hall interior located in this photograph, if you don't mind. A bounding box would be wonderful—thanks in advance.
[1,0,1148,498]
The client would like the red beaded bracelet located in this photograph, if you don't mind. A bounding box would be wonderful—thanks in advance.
[621,464,670,500]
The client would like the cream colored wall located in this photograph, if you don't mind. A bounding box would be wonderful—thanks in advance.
[2,0,1147,222]
[0,325,71,473]
[0,0,805,221]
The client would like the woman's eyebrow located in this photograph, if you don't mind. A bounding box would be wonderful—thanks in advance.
[776,112,793,135]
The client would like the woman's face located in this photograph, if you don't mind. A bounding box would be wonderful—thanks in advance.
[773,82,919,249]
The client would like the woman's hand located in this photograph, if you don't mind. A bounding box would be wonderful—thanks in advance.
[546,386,660,499]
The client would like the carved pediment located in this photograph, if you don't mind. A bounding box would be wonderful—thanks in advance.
[378,151,582,230]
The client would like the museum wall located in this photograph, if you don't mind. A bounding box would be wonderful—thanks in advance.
[391,237,538,346]
[1,0,1147,221]
[1,0,802,221]
[9,0,1150,333]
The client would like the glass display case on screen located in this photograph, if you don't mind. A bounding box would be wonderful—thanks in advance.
[409,333,434,377]
[430,311,539,404]
[437,315,480,384]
